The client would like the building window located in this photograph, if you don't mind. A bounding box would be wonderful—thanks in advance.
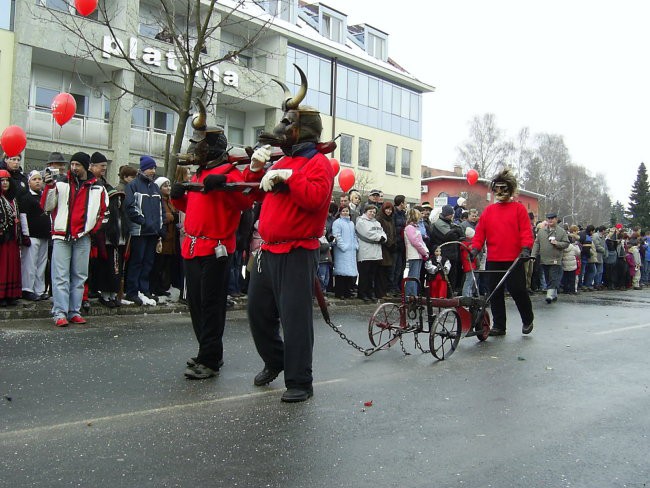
[71,93,88,116]
[153,110,173,132]
[34,87,59,111]
[286,46,331,115]
[401,148,412,177]
[386,145,396,173]
[322,13,343,43]
[41,0,99,19]
[367,32,386,61]
[131,106,149,129]
[260,0,297,23]
[358,138,370,169]
[340,134,352,165]
[1,0,14,30]
[228,127,244,146]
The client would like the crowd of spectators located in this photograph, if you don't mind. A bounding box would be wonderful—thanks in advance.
[1,149,648,322]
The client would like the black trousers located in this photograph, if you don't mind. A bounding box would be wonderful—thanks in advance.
[247,248,317,390]
[334,275,355,298]
[487,260,534,330]
[357,260,381,299]
[184,254,231,370]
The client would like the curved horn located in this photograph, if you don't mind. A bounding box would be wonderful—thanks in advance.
[285,63,307,110]
[272,79,293,112]
[192,97,207,130]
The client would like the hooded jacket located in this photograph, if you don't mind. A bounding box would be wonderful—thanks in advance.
[124,172,164,237]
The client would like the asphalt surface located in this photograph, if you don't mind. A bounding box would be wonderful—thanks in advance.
[1,291,650,487]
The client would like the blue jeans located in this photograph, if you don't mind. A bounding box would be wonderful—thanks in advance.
[317,262,331,292]
[583,262,596,288]
[405,259,422,296]
[51,236,91,319]
[594,262,604,287]
[126,236,157,296]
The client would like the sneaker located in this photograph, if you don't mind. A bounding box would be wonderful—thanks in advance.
[54,317,68,327]
[184,363,218,380]
[143,292,159,303]
[98,297,116,308]
[254,367,282,386]
[125,294,143,306]
[40,293,50,301]
[522,323,534,334]
[69,315,87,324]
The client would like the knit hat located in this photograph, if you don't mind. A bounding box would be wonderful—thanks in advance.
[465,226,475,238]
[90,152,110,165]
[70,152,91,170]
[140,155,156,171]
[28,170,41,181]
[154,176,170,188]
[441,204,454,217]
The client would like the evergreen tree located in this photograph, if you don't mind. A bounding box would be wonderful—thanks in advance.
[610,201,626,227]
[628,162,650,229]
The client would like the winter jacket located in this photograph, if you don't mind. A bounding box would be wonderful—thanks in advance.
[248,143,334,254]
[124,172,164,238]
[472,201,534,262]
[591,232,606,264]
[41,172,108,240]
[430,216,464,260]
[355,213,386,262]
[393,208,406,251]
[18,190,51,239]
[332,216,358,277]
[172,164,254,257]
[533,225,569,265]
[562,242,581,271]
[405,223,429,261]
[376,210,396,266]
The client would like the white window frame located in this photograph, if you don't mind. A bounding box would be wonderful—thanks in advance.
[319,5,346,44]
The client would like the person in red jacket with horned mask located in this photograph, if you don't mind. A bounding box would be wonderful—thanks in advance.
[171,98,256,380]
[246,65,334,403]
[471,168,534,336]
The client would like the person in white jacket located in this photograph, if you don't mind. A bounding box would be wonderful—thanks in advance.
[561,238,581,294]
[404,208,429,296]
[355,204,386,302]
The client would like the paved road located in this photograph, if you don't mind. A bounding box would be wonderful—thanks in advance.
[1,291,649,487]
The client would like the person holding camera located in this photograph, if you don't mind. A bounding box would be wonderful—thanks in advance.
[532,212,569,304]
[41,152,108,326]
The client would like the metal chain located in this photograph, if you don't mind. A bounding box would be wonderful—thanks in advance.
[399,334,410,355]
[322,318,375,355]
[413,333,430,354]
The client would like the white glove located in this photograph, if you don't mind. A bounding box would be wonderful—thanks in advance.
[250,144,272,172]
[424,261,437,274]
[260,169,292,192]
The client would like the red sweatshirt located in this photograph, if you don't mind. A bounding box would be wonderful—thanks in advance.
[172,164,254,258]
[254,148,334,254]
[471,201,533,262]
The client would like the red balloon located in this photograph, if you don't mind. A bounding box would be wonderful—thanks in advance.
[74,0,97,16]
[330,158,340,176]
[51,93,77,126]
[466,169,479,185]
[0,125,27,158]
[338,168,355,193]
[615,223,623,230]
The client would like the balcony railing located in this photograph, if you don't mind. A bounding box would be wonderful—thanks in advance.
[27,107,110,148]
[26,107,194,157]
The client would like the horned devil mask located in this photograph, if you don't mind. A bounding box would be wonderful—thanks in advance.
[179,98,228,167]
[258,64,323,152]
[491,168,518,202]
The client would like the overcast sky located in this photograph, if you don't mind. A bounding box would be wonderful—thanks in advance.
[323,0,650,204]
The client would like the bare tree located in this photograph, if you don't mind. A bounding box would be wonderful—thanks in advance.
[456,113,514,178]
[31,0,274,178]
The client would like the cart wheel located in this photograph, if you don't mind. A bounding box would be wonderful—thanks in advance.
[430,309,461,360]
[476,310,491,342]
[368,303,402,348]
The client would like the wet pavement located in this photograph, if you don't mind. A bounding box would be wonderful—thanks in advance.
[1,290,650,487]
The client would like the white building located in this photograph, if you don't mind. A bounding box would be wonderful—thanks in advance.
[6,0,434,200]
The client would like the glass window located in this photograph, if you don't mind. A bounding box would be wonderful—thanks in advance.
[154,111,174,132]
[386,145,396,173]
[319,59,331,93]
[347,71,358,102]
[410,92,419,121]
[104,98,110,122]
[71,93,87,116]
[401,148,411,177]
[381,81,391,112]
[391,86,401,115]
[34,87,59,111]
[358,74,368,106]
[358,138,370,168]
[336,67,347,99]
[323,14,342,43]
[307,55,320,91]
[340,134,352,165]
[228,127,244,146]
[44,0,68,12]
[368,78,379,109]
[0,0,13,30]
[131,107,149,129]
[401,89,410,119]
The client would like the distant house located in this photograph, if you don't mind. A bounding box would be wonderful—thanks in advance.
[421,165,544,220]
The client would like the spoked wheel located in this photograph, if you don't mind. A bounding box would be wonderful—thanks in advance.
[368,303,402,348]
[430,308,461,360]
[475,309,491,342]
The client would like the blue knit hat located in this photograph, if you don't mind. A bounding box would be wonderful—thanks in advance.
[140,155,156,171]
